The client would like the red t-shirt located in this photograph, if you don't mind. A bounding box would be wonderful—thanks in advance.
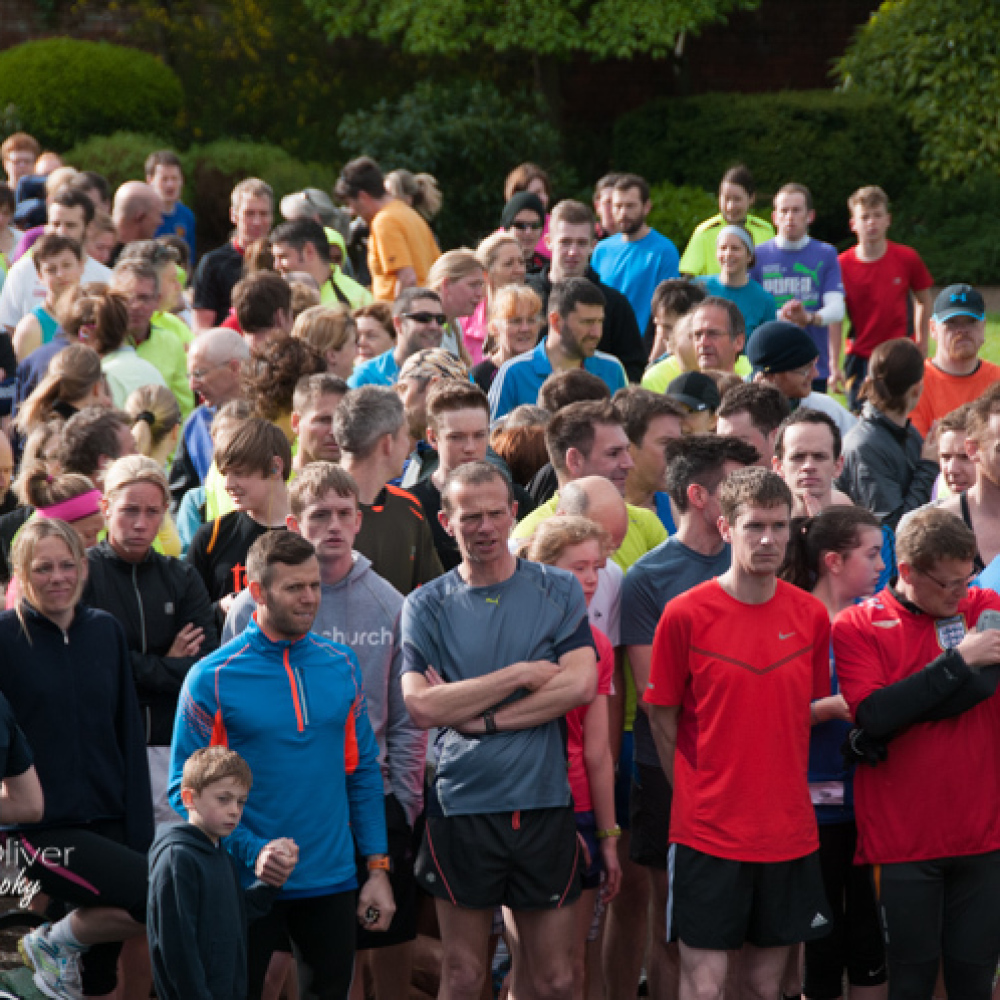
[566,626,615,814]
[833,586,1000,865]
[840,242,933,359]
[645,579,830,862]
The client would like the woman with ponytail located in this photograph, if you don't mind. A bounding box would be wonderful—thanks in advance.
[123,386,184,557]
[837,337,940,530]
[16,343,109,435]
[124,384,181,468]
[780,506,887,1000]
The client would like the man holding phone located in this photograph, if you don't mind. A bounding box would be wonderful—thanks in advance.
[833,507,1000,1000]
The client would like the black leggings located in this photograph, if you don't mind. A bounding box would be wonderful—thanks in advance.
[19,823,148,997]
[877,850,1000,1000]
[248,890,358,1000]
[804,822,885,999]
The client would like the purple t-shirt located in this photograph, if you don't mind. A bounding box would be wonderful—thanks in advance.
[751,238,843,379]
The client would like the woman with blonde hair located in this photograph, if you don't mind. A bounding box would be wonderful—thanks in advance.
[292,304,357,379]
[5,464,105,608]
[524,515,620,997]
[16,343,109,434]
[124,384,181,467]
[386,169,442,223]
[470,284,542,394]
[1,518,152,1000]
[427,249,486,367]
[463,232,527,366]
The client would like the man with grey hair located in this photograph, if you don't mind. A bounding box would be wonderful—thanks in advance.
[192,177,274,330]
[168,327,251,512]
[348,286,445,389]
[112,180,164,251]
[335,385,443,594]
[110,258,194,416]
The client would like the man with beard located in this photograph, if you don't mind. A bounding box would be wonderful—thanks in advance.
[591,173,680,335]
[489,277,626,422]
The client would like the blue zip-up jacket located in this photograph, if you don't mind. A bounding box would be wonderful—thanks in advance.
[169,615,387,897]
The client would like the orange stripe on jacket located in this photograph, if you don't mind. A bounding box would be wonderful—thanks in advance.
[283,648,304,733]
[210,709,228,747]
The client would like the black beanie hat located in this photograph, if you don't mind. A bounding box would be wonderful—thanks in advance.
[746,321,820,376]
[501,191,546,230]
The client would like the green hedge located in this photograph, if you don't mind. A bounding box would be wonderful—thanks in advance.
[613,91,920,246]
[338,81,568,249]
[0,40,183,151]
[889,173,1000,286]
[64,134,339,252]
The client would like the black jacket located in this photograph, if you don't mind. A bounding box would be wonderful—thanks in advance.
[527,264,647,382]
[148,822,277,1000]
[0,603,154,852]
[83,541,219,746]
[836,403,939,531]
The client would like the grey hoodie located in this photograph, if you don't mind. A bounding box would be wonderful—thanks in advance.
[223,552,426,826]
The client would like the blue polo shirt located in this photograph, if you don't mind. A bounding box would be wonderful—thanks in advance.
[155,202,197,264]
[488,340,628,422]
[347,349,400,389]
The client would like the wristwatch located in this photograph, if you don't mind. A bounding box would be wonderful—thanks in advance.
[483,709,497,734]
[367,854,391,872]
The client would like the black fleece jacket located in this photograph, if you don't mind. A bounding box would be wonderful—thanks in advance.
[0,603,153,852]
[83,541,219,746]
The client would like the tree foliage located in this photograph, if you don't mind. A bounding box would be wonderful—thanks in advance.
[837,0,1000,182]
[305,0,760,61]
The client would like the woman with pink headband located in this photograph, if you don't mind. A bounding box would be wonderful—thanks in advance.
[5,465,104,609]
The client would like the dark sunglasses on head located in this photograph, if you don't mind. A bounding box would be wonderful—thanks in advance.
[401,311,446,325]
[510,221,543,231]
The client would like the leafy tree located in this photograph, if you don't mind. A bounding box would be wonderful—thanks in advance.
[305,0,761,118]
[837,0,1000,182]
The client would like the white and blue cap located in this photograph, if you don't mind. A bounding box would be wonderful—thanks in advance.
[934,284,985,322]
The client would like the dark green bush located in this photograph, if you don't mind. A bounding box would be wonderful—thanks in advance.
[888,174,1000,286]
[646,181,720,250]
[0,40,183,151]
[64,132,172,193]
[65,133,339,252]
[613,91,920,245]
[338,81,569,249]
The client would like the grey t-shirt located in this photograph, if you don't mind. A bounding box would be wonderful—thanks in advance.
[401,559,594,817]
[622,537,731,767]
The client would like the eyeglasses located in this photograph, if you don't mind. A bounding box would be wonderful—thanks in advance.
[917,567,975,595]
[189,363,225,380]
[401,312,446,326]
[510,221,543,232]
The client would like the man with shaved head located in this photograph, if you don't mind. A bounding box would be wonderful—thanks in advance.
[112,181,164,250]
[169,328,250,512]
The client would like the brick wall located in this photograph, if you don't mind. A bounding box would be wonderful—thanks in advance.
[0,0,132,51]
[560,0,879,125]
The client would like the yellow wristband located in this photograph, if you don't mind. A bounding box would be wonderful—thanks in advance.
[595,825,622,840]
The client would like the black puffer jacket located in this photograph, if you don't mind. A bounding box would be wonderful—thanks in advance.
[83,541,219,745]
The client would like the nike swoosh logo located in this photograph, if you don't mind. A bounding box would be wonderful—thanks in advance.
[779,632,795,640]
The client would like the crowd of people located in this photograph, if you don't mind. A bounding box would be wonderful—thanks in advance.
[0,128,999,1000]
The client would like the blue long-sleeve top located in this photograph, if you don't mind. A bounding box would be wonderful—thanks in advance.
[169,615,388,897]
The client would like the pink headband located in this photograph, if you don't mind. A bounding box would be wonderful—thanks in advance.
[37,489,102,523]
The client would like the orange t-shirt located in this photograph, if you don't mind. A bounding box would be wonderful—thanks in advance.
[368,199,440,301]
[911,359,1000,436]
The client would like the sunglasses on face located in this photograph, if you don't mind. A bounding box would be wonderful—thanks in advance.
[401,311,446,326]
[510,221,543,232]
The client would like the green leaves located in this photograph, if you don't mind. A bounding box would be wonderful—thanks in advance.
[306,0,759,61]
[0,40,183,150]
[837,0,1000,182]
